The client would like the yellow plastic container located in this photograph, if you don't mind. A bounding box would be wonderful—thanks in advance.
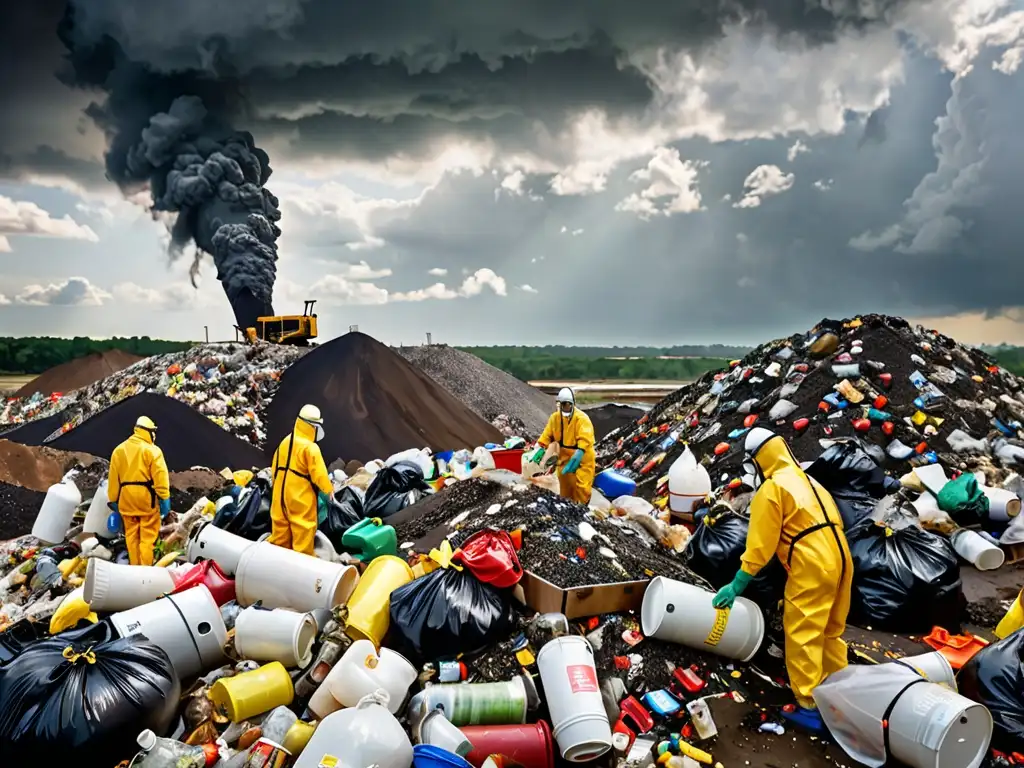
[344,555,414,646]
[996,587,1024,639]
[209,662,295,722]
[49,586,97,634]
[282,719,317,756]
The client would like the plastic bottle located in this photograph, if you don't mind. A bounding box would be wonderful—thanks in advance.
[667,446,711,516]
[134,729,207,768]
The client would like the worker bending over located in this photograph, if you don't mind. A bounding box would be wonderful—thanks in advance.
[108,415,171,566]
[713,427,853,733]
[270,404,333,556]
[530,388,596,504]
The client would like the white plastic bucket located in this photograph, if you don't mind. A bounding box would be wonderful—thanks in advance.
[235,540,359,612]
[295,690,412,768]
[312,638,417,715]
[83,480,111,536]
[893,651,957,691]
[640,576,764,661]
[981,486,1021,523]
[415,709,473,756]
[234,606,318,669]
[951,529,1005,571]
[110,585,228,680]
[536,636,612,762]
[32,478,81,544]
[84,558,175,612]
[186,521,256,576]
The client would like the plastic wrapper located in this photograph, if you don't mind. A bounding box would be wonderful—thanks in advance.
[957,629,1024,747]
[453,529,523,588]
[319,487,366,551]
[213,477,272,541]
[935,473,990,526]
[683,510,785,611]
[0,633,180,763]
[805,441,901,528]
[846,519,964,632]
[389,567,514,660]
[363,461,430,519]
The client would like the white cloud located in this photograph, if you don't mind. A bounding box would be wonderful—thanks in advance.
[559,226,584,236]
[519,284,539,294]
[0,236,10,253]
[335,260,393,280]
[814,178,834,191]
[14,277,110,307]
[499,170,525,196]
[616,147,706,220]
[110,282,203,310]
[393,283,458,302]
[0,294,10,306]
[308,274,391,306]
[310,267,508,306]
[428,268,448,277]
[0,196,99,250]
[459,268,507,297]
[733,165,796,209]
[787,140,810,162]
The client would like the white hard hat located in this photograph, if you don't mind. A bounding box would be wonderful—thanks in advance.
[744,427,776,457]
[556,388,575,405]
[298,404,323,424]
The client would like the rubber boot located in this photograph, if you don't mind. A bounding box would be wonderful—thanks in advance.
[781,706,825,734]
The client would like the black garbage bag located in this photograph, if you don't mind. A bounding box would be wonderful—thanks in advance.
[389,566,513,660]
[0,617,115,666]
[957,629,1024,747]
[320,487,366,551]
[363,461,430,519]
[684,511,785,611]
[213,476,272,540]
[0,633,180,764]
[806,441,901,528]
[847,519,964,632]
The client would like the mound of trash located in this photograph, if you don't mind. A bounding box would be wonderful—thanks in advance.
[268,333,502,464]
[1,342,306,446]
[396,344,553,437]
[599,314,1024,499]
[14,350,145,398]
[587,403,648,441]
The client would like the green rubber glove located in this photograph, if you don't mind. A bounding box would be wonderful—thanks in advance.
[712,570,754,610]
[561,449,584,475]
[528,445,547,464]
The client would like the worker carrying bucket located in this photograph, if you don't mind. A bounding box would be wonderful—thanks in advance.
[270,404,334,556]
[528,387,596,504]
[107,415,171,566]
[712,427,853,733]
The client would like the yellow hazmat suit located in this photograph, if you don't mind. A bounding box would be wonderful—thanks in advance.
[108,424,170,566]
[740,434,853,708]
[270,417,333,556]
[537,408,596,504]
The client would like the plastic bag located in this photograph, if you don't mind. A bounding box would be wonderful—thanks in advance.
[389,567,514,660]
[213,476,272,540]
[846,520,963,632]
[453,529,523,588]
[319,487,366,551]
[363,461,431,519]
[683,511,785,610]
[806,441,900,528]
[936,473,990,526]
[957,629,1024,747]
[0,616,114,666]
[0,634,180,763]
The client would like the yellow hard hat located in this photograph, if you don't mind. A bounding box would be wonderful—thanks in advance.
[298,404,323,425]
[136,415,158,431]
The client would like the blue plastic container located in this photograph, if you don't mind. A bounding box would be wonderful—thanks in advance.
[413,745,474,768]
[435,450,455,464]
[593,469,636,499]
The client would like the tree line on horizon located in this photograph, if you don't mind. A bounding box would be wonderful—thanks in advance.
[0,336,193,374]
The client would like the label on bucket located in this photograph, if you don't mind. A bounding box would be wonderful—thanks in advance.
[317,757,339,768]
[705,608,730,647]
[567,664,599,693]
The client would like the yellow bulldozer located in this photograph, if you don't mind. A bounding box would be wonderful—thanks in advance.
[237,300,319,345]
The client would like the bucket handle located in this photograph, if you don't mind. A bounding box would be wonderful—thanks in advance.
[357,689,391,710]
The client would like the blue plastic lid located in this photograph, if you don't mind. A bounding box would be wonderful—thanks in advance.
[413,744,473,768]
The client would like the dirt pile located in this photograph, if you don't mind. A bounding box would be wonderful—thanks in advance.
[586,402,647,440]
[396,345,552,437]
[14,351,145,398]
[600,314,1024,500]
[46,393,266,473]
[267,332,502,463]
[0,441,100,493]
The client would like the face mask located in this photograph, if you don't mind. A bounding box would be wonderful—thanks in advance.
[314,424,325,442]
[560,405,573,417]
[742,458,761,489]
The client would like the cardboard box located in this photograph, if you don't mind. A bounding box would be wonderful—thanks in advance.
[518,569,650,620]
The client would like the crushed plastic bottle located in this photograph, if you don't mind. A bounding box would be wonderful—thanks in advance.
[134,729,207,768]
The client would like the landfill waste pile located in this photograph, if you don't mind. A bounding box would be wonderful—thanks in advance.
[587,403,649,441]
[12,350,145,398]
[268,333,502,464]
[1,343,306,445]
[396,345,553,437]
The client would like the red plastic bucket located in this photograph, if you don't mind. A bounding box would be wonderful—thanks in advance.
[460,721,555,768]
[490,449,524,473]
[170,560,236,606]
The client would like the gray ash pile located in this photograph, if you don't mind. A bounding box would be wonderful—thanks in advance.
[599,314,1024,499]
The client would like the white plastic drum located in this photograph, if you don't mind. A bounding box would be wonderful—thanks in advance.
[110,585,228,680]
[235,540,359,612]
[536,636,612,762]
[32,478,81,544]
[892,651,957,691]
[234,606,318,669]
[84,558,175,612]
[83,479,111,537]
[186,521,256,576]
[324,639,417,714]
[641,576,764,661]
[888,680,992,768]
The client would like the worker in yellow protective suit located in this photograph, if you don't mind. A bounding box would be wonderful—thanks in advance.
[269,404,333,556]
[712,427,852,733]
[108,415,171,566]
[529,388,596,504]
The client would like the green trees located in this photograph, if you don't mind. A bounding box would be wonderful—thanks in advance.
[0,337,193,374]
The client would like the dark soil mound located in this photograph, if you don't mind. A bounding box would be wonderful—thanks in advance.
[586,403,646,440]
[47,393,266,473]
[266,332,502,463]
[0,482,46,541]
[0,411,68,446]
[15,350,145,397]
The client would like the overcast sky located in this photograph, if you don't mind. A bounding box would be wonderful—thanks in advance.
[1,0,1023,346]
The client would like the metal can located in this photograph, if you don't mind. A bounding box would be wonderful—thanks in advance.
[243,738,291,768]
